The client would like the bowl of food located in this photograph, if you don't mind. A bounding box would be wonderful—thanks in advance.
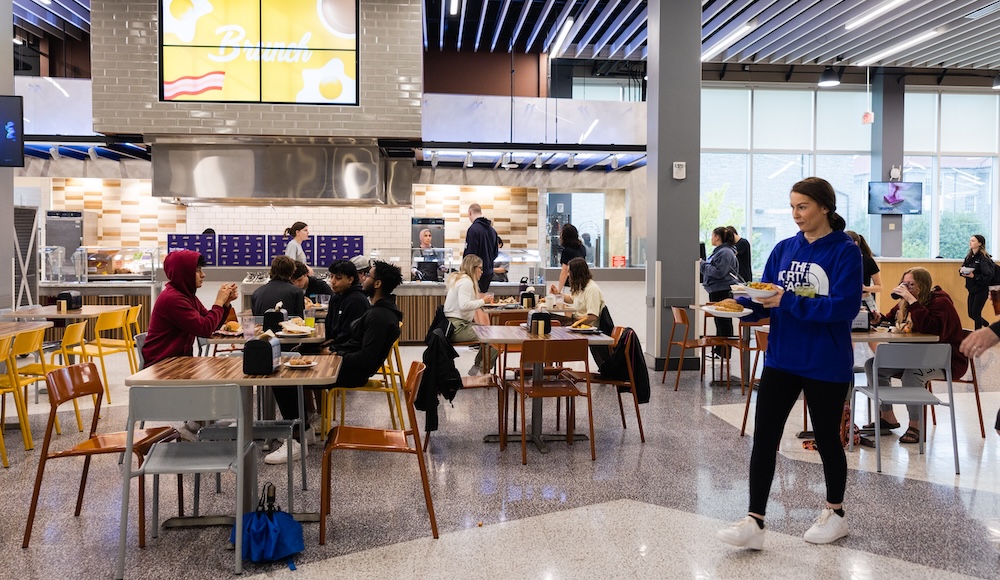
[744,281,779,300]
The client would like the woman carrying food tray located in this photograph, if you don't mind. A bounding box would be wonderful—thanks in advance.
[716,177,862,551]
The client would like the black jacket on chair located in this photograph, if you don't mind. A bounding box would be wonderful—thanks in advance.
[598,327,650,404]
[416,328,463,432]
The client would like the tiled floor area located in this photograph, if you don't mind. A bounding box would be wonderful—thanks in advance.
[2,341,999,579]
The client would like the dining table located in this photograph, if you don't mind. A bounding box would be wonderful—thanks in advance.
[0,304,129,320]
[125,354,343,524]
[0,320,53,339]
[472,325,613,453]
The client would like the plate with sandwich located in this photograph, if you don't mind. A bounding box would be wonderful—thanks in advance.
[283,359,317,369]
[702,299,753,318]
[569,319,602,333]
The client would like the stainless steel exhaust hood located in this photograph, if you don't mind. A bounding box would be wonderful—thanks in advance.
[151,137,413,206]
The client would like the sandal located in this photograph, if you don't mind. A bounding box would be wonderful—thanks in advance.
[863,418,900,430]
[899,426,920,444]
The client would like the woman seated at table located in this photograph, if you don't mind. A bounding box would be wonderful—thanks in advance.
[864,266,968,443]
[555,257,605,327]
[445,255,498,376]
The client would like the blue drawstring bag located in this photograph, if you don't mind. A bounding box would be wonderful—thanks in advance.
[231,482,304,569]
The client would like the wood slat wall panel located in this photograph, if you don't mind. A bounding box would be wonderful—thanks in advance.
[397,295,446,344]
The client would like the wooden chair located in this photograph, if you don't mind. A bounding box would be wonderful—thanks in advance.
[95,305,143,373]
[925,329,986,438]
[320,361,437,545]
[64,309,131,403]
[504,338,595,465]
[322,339,406,435]
[23,362,181,548]
[662,307,731,391]
[563,326,645,442]
[725,317,770,394]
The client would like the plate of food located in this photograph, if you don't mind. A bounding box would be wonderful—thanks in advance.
[283,359,317,369]
[276,330,314,337]
[483,303,520,309]
[569,325,601,333]
[744,281,780,300]
[702,299,753,318]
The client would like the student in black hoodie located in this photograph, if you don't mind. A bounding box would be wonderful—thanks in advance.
[463,203,499,294]
[265,260,404,465]
[324,259,370,347]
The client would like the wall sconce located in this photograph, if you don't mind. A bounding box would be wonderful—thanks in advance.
[534,154,543,169]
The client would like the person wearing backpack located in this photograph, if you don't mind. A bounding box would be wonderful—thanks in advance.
[960,234,995,329]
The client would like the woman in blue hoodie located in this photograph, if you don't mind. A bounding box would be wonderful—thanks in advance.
[701,226,740,353]
[717,177,862,551]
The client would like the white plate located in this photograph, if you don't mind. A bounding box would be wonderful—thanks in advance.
[283,360,317,369]
[959,267,974,275]
[702,305,753,318]
[276,331,314,337]
[569,327,601,333]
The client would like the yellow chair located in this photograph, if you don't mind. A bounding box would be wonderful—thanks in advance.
[92,305,142,374]
[0,335,15,465]
[321,340,406,435]
[64,309,130,403]
[0,334,35,451]
[17,323,87,433]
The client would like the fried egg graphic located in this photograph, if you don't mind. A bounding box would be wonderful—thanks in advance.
[163,0,213,44]
[296,59,356,104]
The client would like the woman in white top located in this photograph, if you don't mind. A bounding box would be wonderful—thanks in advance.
[557,257,605,326]
[284,221,313,276]
[445,255,498,376]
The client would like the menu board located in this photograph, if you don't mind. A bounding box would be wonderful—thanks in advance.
[160,0,358,105]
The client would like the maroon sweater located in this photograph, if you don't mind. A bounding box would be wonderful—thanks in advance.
[883,286,969,379]
[142,250,228,367]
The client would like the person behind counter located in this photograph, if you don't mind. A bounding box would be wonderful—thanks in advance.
[864,267,967,443]
[493,237,509,282]
[291,260,333,306]
[445,255,498,376]
[418,228,433,249]
[251,256,305,318]
[284,221,313,276]
[549,224,587,294]
[265,261,404,464]
[961,234,994,329]
[464,203,500,294]
[142,249,238,368]
[556,258,605,327]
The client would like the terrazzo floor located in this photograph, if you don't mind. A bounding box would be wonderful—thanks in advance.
[2,340,999,579]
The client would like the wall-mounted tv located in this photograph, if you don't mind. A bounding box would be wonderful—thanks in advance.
[0,95,24,168]
[868,181,922,215]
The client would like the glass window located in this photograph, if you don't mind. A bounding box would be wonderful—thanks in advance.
[702,89,750,149]
[938,156,993,258]
[750,153,811,271]
[700,152,749,242]
[900,156,934,258]
[816,91,872,151]
[816,154,872,239]
[752,90,813,150]
[940,94,998,154]
[904,93,937,153]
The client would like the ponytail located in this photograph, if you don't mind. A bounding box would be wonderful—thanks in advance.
[828,212,846,231]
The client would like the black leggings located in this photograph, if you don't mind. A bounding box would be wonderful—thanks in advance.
[708,289,734,340]
[749,367,849,516]
[968,289,990,329]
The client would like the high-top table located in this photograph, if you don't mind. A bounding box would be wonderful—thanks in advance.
[126,355,342,524]
[473,325,614,453]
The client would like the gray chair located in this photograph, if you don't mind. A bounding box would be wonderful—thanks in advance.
[851,343,960,474]
[134,332,147,370]
[116,384,250,579]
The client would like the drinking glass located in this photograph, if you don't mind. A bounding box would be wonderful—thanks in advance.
[304,308,316,328]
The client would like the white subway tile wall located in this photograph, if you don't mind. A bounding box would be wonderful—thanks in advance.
[90,0,423,138]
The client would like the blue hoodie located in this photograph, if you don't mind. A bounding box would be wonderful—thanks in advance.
[739,230,862,383]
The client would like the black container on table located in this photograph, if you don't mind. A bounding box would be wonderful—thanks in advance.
[243,336,281,374]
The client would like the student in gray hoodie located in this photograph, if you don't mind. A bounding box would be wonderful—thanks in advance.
[701,226,740,352]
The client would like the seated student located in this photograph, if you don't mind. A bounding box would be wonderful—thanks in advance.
[864,267,968,443]
[265,261,404,464]
[291,261,333,307]
[555,257,606,327]
[444,255,498,376]
[324,259,370,347]
[251,256,305,318]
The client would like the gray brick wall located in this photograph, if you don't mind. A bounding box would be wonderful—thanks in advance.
[91,0,422,138]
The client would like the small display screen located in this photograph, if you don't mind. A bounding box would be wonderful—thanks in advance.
[868,182,922,215]
[0,95,24,168]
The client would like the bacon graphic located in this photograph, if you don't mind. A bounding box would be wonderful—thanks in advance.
[163,71,225,100]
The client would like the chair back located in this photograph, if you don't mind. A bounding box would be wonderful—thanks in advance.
[873,343,952,380]
[667,306,690,350]
[754,329,769,352]
[11,328,45,358]
[61,321,88,349]
[491,310,528,325]
[402,361,427,415]
[45,362,105,410]
[94,310,127,334]
[127,384,242,425]
[0,335,13,374]
[519,338,589,367]
[125,305,142,332]
[134,332,148,369]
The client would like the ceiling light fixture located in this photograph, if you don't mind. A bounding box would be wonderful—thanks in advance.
[88,147,99,162]
[49,146,60,160]
[701,21,756,62]
[993,73,1000,90]
[534,154,543,169]
[449,0,459,16]
[818,66,841,87]
[12,38,22,46]
[845,0,908,30]
[566,154,576,169]
[550,17,575,58]
[502,153,518,170]
[465,152,473,167]
[856,29,938,67]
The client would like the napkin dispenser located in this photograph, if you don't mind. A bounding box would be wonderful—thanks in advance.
[527,310,552,335]
[520,291,536,309]
[56,290,83,310]
[243,335,281,374]
[262,309,287,333]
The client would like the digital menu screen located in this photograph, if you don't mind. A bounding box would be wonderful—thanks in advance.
[159,0,358,105]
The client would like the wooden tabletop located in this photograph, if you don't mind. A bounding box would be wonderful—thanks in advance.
[0,320,53,339]
[472,325,614,346]
[125,355,343,386]
[0,304,129,320]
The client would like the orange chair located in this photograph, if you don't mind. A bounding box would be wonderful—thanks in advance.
[320,361,437,545]
[22,362,181,548]
[725,317,770,394]
[564,326,645,442]
[64,309,131,403]
[741,329,808,437]
[663,307,731,391]
[504,338,595,464]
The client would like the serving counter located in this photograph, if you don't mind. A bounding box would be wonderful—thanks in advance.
[37,281,161,341]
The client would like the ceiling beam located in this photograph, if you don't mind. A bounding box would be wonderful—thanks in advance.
[490,0,513,52]
[524,0,556,52]
[590,0,643,57]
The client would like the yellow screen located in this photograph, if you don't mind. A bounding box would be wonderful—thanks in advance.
[160,0,358,104]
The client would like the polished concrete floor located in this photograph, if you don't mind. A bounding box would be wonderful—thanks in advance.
[1,340,999,579]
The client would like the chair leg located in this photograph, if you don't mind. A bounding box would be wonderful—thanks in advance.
[413,441,440,538]
[628,385,645,442]
[973,379,985,438]
[520,390,528,465]
[319,446,332,545]
[0,426,7,468]
[616,390,627,429]
[75,455,93,516]
[22,451,48,548]
[585,391,596,460]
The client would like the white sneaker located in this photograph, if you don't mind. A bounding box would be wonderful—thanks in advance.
[303,428,318,446]
[716,516,765,550]
[264,439,303,465]
[468,365,482,376]
[803,508,849,544]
